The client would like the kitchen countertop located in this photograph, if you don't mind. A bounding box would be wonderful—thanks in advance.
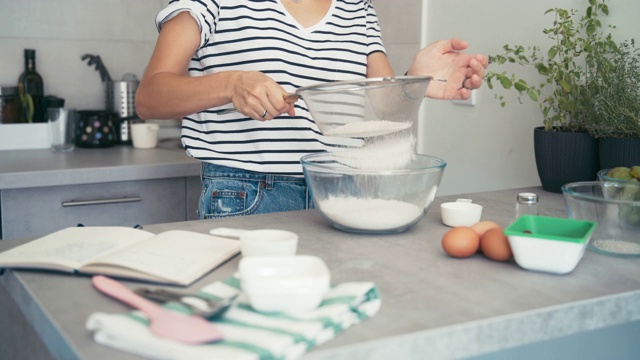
[0,140,200,190]
[1,187,639,359]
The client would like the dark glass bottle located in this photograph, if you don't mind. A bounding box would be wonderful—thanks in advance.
[18,49,44,123]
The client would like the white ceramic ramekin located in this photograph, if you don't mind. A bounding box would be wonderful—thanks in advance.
[239,255,330,312]
[440,199,483,227]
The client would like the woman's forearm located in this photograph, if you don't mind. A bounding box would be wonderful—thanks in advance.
[136,70,240,120]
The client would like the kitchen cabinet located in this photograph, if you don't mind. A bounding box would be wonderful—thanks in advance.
[1,177,199,240]
[0,145,202,240]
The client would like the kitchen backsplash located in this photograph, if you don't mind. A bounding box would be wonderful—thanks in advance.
[0,0,165,112]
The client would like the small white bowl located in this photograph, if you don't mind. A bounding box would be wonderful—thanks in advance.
[504,215,597,274]
[239,255,330,312]
[239,229,298,257]
[131,123,160,149]
[440,199,483,227]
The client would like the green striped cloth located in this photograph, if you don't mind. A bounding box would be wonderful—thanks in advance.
[86,275,381,359]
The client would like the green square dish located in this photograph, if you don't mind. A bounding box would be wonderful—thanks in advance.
[504,215,597,274]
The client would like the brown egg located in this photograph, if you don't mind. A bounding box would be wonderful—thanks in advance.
[441,227,480,258]
[480,227,513,261]
[471,221,501,237]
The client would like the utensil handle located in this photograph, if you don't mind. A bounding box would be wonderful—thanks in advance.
[284,93,299,104]
[92,275,162,317]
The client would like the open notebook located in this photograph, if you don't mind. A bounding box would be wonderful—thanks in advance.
[0,226,240,286]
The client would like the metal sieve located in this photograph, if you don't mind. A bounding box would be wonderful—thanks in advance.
[295,76,433,138]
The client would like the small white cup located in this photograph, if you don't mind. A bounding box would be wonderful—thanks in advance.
[441,199,483,227]
[130,123,160,149]
[240,229,298,257]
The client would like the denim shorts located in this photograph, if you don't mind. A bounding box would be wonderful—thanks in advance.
[197,162,315,219]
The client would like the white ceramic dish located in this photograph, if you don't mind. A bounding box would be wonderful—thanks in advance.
[440,199,482,227]
[239,229,298,257]
[239,255,330,312]
[131,123,160,149]
[504,215,597,275]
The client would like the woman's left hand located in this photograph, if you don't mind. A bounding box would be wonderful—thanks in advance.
[408,38,488,100]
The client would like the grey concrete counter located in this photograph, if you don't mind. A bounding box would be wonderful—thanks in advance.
[0,141,200,190]
[1,187,639,359]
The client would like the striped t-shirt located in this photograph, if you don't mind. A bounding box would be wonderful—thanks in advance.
[156,0,386,175]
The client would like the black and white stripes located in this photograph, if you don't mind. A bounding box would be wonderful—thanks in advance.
[157,0,385,175]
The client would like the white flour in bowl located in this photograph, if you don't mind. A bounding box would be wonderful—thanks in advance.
[318,121,426,231]
[318,196,423,230]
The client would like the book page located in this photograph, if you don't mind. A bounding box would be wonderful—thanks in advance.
[82,230,240,285]
[0,227,154,271]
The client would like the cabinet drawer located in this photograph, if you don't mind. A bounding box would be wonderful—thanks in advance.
[1,178,187,240]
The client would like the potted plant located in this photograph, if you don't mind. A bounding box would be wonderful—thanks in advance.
[579,39,640,169]
[485,0,617,193]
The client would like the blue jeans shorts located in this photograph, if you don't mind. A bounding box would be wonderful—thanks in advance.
[198,162,315,219]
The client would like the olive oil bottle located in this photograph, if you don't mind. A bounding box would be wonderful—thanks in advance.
[18,49,44,123]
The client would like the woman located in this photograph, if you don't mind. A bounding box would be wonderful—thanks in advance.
[136,0,488,219]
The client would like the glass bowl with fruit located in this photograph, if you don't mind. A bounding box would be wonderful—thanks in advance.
[597,166,640,183]
[562,181,640,257]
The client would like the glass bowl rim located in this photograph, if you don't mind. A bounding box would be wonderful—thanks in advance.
[597,168,640,182]
[300,152,447,175]
[561,181,640,205]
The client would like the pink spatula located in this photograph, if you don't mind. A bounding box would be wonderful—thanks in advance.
[92,275,224,344]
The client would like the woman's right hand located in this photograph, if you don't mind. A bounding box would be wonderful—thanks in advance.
[230,71,296,120]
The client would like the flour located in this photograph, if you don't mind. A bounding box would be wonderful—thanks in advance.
[591,239,640,255]
[317,119,425,231]
[318,196,423,231]
[339,133,416,170]
[325,120,412,138]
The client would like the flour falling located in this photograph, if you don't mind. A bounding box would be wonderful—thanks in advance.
[324,120,413,138]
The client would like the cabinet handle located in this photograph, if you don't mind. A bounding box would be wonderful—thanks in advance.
[62,197,142,207]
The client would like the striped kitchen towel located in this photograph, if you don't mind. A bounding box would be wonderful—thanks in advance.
[86,275,381,360]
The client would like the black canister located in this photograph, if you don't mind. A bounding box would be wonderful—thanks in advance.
[0,86,23,123]
[76,110,117,147]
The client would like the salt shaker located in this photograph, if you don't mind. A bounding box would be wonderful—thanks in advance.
[515,192,539,219]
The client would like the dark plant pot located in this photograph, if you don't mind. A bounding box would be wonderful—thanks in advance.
[533,127,599,193]
[598,137,640,169]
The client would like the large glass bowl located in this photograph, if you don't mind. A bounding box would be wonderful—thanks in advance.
[295,76,432,138]
[562,181,640,257]
[301,151,446,234]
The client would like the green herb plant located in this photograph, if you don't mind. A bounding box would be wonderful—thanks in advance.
[580,39,640,138]
[485,0,618,133]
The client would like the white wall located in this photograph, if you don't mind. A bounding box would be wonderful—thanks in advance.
[1,0,638,194]
[0,0,165,111]
[419,0,640,195]
[371,0,422,76]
